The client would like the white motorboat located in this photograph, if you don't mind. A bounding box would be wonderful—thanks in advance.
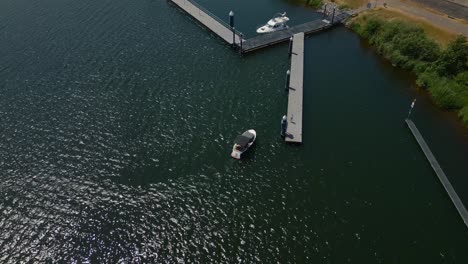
[256,12,289,34]
[231,129,256,159]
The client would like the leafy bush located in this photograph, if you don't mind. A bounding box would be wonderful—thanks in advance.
[428,78,463,109]
[459,106,468,124]
[338,3,350,10]
[434,36,468,77]
[305,0,323,8]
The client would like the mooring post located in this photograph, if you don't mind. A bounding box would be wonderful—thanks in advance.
[280,115,287,137]
[239,33,243,53]
[229,11,235,47]
[331,7,336,24]
[406,99,417,120]
[285,70,290,92]
[288,37,293,57]
[322,4,327,17]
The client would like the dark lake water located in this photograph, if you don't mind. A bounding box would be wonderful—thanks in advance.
[1,0,467,262]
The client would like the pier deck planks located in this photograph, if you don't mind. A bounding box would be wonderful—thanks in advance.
[285,33,304,143]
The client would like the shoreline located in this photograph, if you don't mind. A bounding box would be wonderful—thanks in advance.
[317,0,468,126]
[348,14,467,126]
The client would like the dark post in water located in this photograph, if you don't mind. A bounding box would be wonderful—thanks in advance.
[229,11,235,46]
[280,115,287,137]
[322,4,327,18]
[331,7,336,24]
[285,70,290,92]
[288,37,293,57]
[240,33,243,53]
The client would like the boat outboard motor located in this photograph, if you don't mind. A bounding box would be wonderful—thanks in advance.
[280,115,287,137]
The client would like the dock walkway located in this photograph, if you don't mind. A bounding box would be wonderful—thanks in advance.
[170,0,242,45]
[242,20,328,53]
[285,33,305,143]
[406,119,468,228]
[169,0,350,53]
[242,12,349,53]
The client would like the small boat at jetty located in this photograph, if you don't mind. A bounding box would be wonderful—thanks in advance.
[231,129,256,159]
[256,12,289,34]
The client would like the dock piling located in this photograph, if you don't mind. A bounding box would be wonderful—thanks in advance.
[322,4,328,17]
[331,7,336,24]
[229,11,235,47]
[240,33,243,53]
[288,37,293,57]
[285,70,290,92]
[169,0,242,45]
[232,27,236,47]
[281,115,287,137]
[229,11,234,27]
[407,99,417,120]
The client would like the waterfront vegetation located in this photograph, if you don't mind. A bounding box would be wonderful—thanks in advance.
[300,0,323,9]
[350,11,468,125]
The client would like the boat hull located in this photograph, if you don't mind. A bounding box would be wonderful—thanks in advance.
[256,25,288,34]
[231,129,256,159]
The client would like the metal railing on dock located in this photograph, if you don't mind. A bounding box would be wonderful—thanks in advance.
[406,119,468,228]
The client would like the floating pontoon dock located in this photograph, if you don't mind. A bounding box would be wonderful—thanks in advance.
[242,13,349,53]
[285,33,304,143]
[169,0,350,53]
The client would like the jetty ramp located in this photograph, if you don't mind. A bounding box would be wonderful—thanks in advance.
[406,119,468,228]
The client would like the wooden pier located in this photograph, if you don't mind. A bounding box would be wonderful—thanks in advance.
[168,0,350,53]
[285,33,304,143]
[406,119,468,228]
[170,0,242,45]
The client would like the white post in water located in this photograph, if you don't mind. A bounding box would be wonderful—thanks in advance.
[406,99,417,120]
[285,70,290,92]
[229,11,235,46]
[281,115,287,137]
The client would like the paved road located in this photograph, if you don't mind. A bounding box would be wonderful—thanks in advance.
[409,0,468,20]
[447,0,468,8]
[380,0,468,36]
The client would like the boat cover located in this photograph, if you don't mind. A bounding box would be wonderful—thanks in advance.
[234,132,254,147]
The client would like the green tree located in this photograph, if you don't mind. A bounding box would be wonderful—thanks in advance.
[435,36,468,77]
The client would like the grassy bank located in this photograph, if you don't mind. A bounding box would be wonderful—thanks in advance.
[350,10,468,125]
[359,9,458,47]
[299,0,323,9]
